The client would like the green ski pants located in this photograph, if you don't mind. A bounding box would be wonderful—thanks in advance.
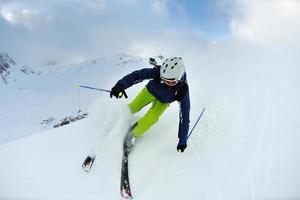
[128,87,169,138]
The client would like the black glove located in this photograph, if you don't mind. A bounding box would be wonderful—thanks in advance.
[110,84,128,99]
[177,143,187,153]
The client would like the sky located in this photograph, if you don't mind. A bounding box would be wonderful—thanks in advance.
[0,0,300,65]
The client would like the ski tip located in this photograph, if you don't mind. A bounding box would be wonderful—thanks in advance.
[121,189,133,199]
[82,155,96,173]
[82,163,92,173]
[82,167,90,173]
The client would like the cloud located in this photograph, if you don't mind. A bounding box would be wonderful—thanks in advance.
[228,0,300,45]
[127,28,207,58]
[78,0,106,10]
[1,0,299,66]
[0,0,182,65]
[0,1,53,30]
[1,3,37,27]
[151,0,169,18]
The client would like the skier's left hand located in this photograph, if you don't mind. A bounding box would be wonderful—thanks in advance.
[177,143,187,153]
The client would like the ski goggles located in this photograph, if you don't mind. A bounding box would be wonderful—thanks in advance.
[161,77,178,86]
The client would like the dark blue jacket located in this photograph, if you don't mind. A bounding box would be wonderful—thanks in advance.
[116,67,190,145]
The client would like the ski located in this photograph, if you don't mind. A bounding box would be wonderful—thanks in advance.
[82,154,96,173]
[120,145,133,199]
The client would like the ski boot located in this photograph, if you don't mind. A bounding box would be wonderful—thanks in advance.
[82,154,96,172]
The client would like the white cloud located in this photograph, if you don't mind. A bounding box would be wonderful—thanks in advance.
[127,28,208,60]
[78,0,106,10]
[0,0,180,64]
[3,0,299,66]
[0,2,51,29]
[229,0,300,45]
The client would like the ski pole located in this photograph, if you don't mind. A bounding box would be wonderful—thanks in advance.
[76,84,111,93]
[187,107,206,140]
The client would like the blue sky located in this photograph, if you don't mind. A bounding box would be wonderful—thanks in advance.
[0,0,299,65]
[172,0,230,37]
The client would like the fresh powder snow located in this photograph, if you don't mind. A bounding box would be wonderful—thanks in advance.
[0,47,300,200]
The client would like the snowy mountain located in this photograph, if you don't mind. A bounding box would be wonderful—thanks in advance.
[0,53,17,84]
[0,53,40,85]
[0,50,300,200]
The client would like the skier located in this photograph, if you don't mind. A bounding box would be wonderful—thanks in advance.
[110,57,190,153]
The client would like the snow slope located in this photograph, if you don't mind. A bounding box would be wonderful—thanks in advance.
[0,54,148,144]
[0,47,300,200]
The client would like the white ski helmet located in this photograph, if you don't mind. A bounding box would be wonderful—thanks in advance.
[160,57,185,81]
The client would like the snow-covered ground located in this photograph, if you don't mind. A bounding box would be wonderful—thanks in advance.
[0,46,300,199]
[0,54,148,144]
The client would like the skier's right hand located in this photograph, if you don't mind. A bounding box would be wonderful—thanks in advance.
[110,84,128,99]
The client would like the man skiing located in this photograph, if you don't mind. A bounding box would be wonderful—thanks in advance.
[110,57,190,153]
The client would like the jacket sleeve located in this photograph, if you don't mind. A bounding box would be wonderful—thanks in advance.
[178,87,190,145]
[116,67,159,89]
